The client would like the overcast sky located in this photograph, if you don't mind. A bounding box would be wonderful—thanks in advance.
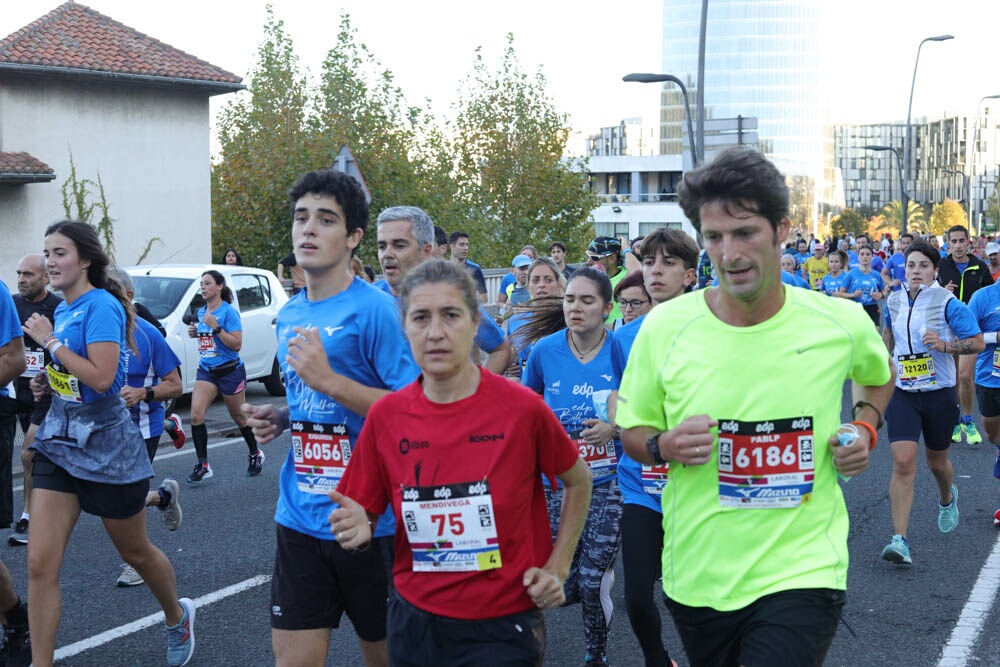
[4,1,999,134]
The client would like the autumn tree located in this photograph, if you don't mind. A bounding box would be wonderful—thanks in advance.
[211,7,317,270]
[928,199,968,237]
[831,208,866,237]
[450,36,593,267]
[312,15,459,264]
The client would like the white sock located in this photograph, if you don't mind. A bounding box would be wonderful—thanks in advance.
[19,512,28,521]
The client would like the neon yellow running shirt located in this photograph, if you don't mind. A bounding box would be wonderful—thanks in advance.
[616,286,890,611]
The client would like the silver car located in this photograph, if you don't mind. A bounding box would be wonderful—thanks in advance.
[126,264,288,395]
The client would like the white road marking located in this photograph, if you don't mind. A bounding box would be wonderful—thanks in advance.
[12,437,247,493]
[937,532,1000,666]
[53,574,272,661]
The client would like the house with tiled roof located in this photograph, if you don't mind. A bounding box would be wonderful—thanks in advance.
[0,1,242,281]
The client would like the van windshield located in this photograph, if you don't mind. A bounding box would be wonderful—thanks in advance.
[132,276,195,320]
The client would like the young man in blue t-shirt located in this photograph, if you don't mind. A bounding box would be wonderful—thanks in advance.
[881,232,914,291]
[245,169,419,667]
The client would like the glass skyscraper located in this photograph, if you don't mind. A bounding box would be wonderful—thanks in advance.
[661,0,834,225]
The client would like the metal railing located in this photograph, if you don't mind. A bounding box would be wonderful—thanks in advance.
[591,192,678,203]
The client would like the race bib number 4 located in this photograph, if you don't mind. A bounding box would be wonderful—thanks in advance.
[291,421,351,495]
[897,353,936,390]
[569,429,618,477]
[22,349,44,377]
[717,417,815,508]
[46,364,82,403]
[197,333,218,358]
[401,480,501,573]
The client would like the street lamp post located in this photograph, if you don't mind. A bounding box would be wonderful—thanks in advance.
[903,34,954,235]
[623,73,699,168]
[864,145,908,230]
[943,168,970,212]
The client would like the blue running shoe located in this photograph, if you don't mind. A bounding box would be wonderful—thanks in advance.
[939,484,959,533]
[881,534,911,564]
[994,447,1000,479]
[165,597,195,667]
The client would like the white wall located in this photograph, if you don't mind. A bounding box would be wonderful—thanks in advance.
[0,76,213,286]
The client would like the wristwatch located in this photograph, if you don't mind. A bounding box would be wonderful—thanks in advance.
[145,388,155,403]
[212,326,222,334]
[646,432,666,466]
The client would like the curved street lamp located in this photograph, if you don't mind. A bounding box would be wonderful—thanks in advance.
[903,34,954,235]
[623,72,698,168]
[943,168,970,209]
[865,145,908,228]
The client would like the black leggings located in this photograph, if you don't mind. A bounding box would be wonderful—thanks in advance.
[145,436,159,464]
[621,503,672,667]
[863,303,880,327]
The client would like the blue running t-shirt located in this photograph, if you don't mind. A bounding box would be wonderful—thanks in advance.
[275,279,419,540]
[124,317,180,438]
[611,316,664,512]
[51,288,126,402]
[523,329,620,486]
[195,301,242,369]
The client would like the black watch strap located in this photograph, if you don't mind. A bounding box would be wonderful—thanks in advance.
[145,388,155,403]
[646,432,666,466]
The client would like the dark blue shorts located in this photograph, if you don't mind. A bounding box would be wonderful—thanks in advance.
[196,362,247,396]
[886,386,958,450]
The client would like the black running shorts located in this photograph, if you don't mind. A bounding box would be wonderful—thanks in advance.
[269,522,389,641]
[31,453,149,519]
[976,384,1000,419]
[387,590,545,667]
[665,587,845,667]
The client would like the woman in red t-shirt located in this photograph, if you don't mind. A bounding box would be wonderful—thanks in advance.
[331,259,592,666]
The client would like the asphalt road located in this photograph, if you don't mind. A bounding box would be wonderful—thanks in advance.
[3,382,1000,665]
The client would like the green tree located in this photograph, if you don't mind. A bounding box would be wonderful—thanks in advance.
[450,36,593,267]
[211,6,316,271]
[929,199,968,237]
[880,200,928,234]
[312,14,459,265]
[831,208,866,237]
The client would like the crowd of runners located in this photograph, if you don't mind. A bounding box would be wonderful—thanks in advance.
[2,147,1000,665]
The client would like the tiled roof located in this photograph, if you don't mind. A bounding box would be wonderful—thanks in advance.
[0,152,56,183]
[0,1,242,91]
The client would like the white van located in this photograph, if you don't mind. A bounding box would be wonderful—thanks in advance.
[126,264,288,395]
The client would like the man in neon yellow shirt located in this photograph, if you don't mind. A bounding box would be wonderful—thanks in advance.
[617,148,895,667]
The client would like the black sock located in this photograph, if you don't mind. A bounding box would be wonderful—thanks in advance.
[4,598,26,628]
[241,425,258,454]
[192,423,209,461]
